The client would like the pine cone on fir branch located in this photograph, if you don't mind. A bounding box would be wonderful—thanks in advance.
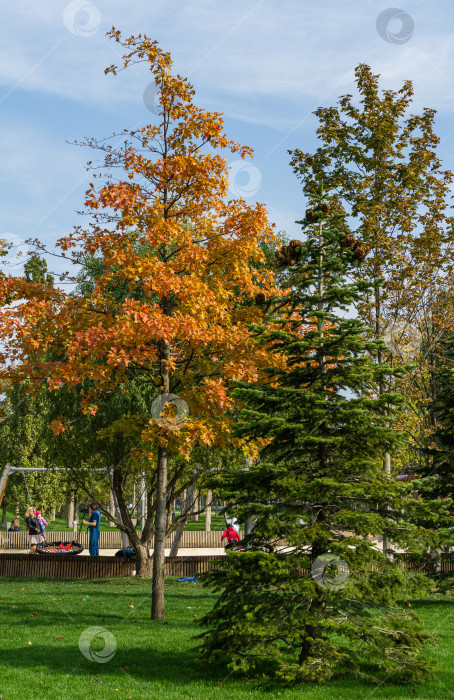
[275,249,286,262]
[289,239,303,249]
[339,234,356,249]
[317,202,330,215]
[305,208,317,223]
[255,291,266,305]
[354,246,368,261]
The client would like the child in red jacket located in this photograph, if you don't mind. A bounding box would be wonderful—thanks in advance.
[221,525,241,549]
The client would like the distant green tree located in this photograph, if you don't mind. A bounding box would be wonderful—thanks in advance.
[0,383,67,519]
[24,254,54,286]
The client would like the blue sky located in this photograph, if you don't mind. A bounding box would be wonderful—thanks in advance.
[1,0,454,282]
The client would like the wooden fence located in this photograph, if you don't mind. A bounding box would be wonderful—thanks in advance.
[0,552,453,580]
[0,553,225,579]
[0,529,235,550]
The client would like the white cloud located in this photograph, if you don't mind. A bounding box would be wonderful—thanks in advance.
[0,0,453,130]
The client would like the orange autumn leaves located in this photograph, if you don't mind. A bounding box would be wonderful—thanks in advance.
[0,30,283,458]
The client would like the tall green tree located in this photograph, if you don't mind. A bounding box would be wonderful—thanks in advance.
[289,64,454,473]
[199,194,439,684]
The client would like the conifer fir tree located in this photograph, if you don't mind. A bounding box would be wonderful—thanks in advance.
[416,335,454,588]
[198,192,438,684]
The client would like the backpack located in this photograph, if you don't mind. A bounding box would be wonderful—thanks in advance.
[114,547,136,561]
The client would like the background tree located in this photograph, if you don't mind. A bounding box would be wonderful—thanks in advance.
[199,193,440,684]
[0,383,67,520]
[289,64,454,474]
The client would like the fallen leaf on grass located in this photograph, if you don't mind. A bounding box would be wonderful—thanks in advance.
[123,665,129,670]
[30,611,39,616]
[128,603,134,608]
[55,636,64,642]
[11,605,17,609]
[27,641,32,645]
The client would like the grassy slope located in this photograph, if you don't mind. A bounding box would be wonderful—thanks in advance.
[0,578,452,700]
[2,508,228,532]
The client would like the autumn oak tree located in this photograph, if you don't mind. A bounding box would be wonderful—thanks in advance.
[0,30,279,620]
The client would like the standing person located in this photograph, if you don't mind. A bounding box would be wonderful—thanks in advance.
[35,510,48,538]
[82,503,101,556]
[8,519,20,532]
[221,524,241,550]
[25,507,43,554]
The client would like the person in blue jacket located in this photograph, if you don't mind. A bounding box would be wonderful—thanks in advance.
[82,503,101,556]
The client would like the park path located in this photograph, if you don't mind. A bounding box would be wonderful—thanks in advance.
[2,547,226,557]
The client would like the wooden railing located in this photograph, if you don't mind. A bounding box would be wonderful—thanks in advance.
[0,552,453,580]
[0,553,225,579]
[0,530,237,550]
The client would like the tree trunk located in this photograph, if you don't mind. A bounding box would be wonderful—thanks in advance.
[67,492,74,529]
[204,489,212,532]
[151,444,168,620]
[51,507,56,522]
[74,497,79,523]
[191,490,199,521]
[169,486,194,557]
[1,502,7,524]
[135,542,153,577]
[109,490,115,527]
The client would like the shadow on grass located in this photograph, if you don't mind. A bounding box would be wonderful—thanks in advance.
[409,598,454,608]
[0,641,451,698]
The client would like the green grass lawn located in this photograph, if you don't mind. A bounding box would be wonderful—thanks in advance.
[0,577,453,700]
[3,509,228,532]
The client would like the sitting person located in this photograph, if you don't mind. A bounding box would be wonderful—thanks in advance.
[8,519,20,532]
[221,524,241,549]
